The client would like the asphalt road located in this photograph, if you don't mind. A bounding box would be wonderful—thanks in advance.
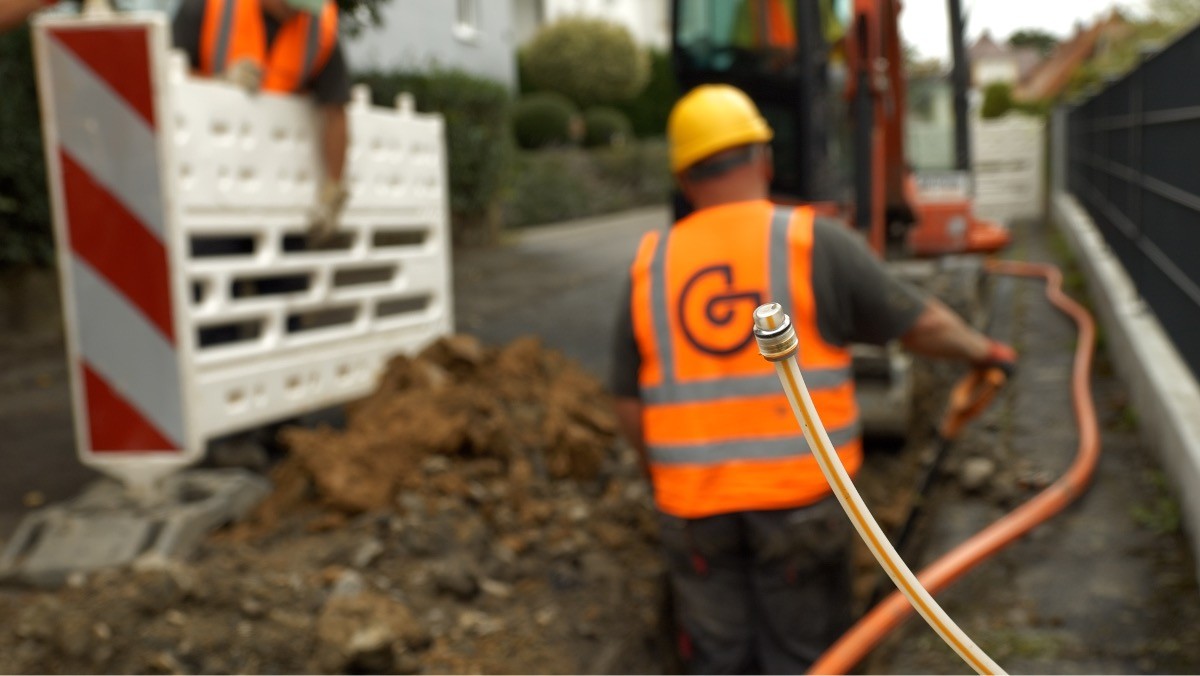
[453,206,669,380]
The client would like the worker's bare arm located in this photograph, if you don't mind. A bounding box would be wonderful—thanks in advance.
[613,396,650,478]
[1,0,47,32]
[319,104,347,183]
[899,297,992,364]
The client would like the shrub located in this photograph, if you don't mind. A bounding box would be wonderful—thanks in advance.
[615,49,678,138]
[356,69,513,246]
[520,17,650,106]
[980,82,1014,119]
[503,140,670,228]
[582,107,632,148]
[512,93,580,150]
[0,27,52,269]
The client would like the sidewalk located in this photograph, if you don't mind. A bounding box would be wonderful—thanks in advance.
[871,218,1200,674]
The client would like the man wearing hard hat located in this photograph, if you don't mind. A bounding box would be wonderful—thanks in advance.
[173,0,350,243]
[610,84,1016,673]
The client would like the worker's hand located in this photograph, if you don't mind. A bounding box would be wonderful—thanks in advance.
[224,58,263,95]
[308,180,349,244]
[974,339,1017,379]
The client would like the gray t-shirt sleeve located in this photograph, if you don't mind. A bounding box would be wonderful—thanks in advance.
[171,0,204,67]
[811,218,926,346]
[609,276,640,398]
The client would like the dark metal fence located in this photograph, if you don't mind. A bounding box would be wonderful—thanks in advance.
[1066,25,1200,380]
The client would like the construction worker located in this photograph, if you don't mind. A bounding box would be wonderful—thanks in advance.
[609,84,1017,674]
[173,0,350,241]
[0,0,51,31]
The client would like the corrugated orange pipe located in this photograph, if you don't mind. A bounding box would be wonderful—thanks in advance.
[810,260,1101,674]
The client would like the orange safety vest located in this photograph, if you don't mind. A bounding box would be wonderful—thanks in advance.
[630,200,861,519]
[199,0,338,93]
[748,0,797,49]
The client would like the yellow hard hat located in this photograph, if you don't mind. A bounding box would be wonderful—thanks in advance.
[667,85,774,174]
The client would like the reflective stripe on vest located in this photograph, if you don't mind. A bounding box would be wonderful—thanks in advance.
[200,0,338,93]
[631,201,861,518]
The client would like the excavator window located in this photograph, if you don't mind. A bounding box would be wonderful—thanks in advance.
[675,0,798,75]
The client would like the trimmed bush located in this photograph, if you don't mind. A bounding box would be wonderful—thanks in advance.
[357,69,513,246]
[512,93,580,150]
[521,17,650,106]
[0,27,52,269]
[503,140,670,228]
[981,82,1014,119]
[582,107,632,148]
[615,49,678,138]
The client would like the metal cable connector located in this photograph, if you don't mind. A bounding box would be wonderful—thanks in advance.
[753,303,798,362]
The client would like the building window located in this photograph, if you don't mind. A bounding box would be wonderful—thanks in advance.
[454,0,480,42]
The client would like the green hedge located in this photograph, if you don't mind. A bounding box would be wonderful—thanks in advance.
[503,140,670,228]
[614,49,678,138]
[0,27,52,269]
[582,107,632,148]
[356,69,513,246]
[512,92,579,149]
[520,17,649,107]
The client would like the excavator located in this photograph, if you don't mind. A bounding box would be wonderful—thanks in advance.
[669,0,1011,436]
[669,0,1011,258]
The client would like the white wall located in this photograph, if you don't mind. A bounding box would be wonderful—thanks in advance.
[344,0,517,88]
[971,115,1046,223]
[973,57,1019,87]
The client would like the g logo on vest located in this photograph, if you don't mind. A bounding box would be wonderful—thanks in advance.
[677,264,763,356]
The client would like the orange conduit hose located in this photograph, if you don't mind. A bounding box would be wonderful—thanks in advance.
[809,260,1101,675]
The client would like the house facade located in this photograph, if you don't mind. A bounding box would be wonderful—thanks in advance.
[343,0,519,88]
[513,0,669,48]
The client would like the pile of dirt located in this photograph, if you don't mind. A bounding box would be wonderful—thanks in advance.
[0,336,670,674]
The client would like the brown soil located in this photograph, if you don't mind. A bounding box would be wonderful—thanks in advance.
[0,336,670,674]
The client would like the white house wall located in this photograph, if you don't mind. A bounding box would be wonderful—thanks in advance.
[343,0,517,88]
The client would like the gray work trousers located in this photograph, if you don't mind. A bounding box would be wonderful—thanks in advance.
[658,498,854,675]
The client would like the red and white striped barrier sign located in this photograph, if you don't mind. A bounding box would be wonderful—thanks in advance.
[34,14,199,489]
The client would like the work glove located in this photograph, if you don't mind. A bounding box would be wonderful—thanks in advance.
[974,338,1018,379]
[224,58,263,95]
[308,179,349,244]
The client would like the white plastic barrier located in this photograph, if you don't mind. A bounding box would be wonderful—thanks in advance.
[34,12,452,490]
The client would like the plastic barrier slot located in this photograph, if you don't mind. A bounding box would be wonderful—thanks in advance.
[190,234,256,258]
[286,306,359,333]
[230,273,311,298]
[281,232,356,252]
[332,265,396,288]
[198,320,263,347]
[373,228,428,248]
[377,294,431,318]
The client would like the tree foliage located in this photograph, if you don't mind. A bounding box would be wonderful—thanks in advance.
[1147,0,1200,29]
[1008,28,1060,56]
[335,0,392,35]
[0,27,52,268]
[520,17,650,107]
[980,82,1013,119]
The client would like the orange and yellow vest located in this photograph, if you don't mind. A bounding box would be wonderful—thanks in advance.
[630,200,861,519]
[734,0,797,49]
[199,0,338,93]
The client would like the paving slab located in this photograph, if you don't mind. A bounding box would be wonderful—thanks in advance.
[0,469,270,587]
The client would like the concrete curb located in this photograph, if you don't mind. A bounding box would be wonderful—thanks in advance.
[1053,192,1200,579]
